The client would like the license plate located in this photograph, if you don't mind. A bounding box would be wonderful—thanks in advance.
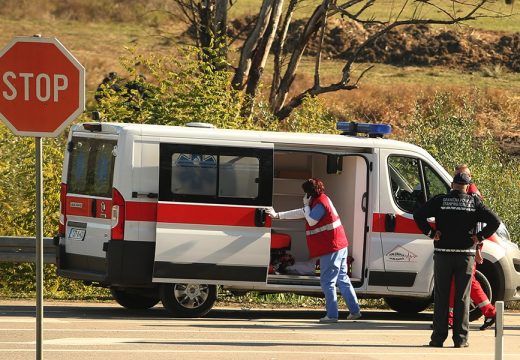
[68,228,86,241]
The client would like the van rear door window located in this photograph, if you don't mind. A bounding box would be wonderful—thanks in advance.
[67,137,117,198]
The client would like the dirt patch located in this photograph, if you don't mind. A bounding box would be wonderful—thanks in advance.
[227,18,520,72]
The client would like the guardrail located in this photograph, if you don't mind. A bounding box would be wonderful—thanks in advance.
[0,237,56,264]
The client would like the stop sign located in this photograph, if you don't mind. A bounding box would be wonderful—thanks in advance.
[0,36,85,137]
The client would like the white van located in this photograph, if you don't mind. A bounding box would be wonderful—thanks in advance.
[55,121,520,318]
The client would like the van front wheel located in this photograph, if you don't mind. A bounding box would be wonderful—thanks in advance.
[160,283,217,318]
[384,297,432,314]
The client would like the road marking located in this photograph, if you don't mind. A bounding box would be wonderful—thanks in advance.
[0,327,505,336]
[0,348,517,357]
[2,337,391,346]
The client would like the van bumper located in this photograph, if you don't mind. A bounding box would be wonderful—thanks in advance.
[56,239,155,288]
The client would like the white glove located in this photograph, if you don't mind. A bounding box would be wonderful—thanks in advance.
[303,194,311,206]
[265,208,279,219]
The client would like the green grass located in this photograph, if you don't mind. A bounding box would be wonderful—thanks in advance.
[229,0,520,32]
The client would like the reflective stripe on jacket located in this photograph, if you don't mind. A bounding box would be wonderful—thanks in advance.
[305,193,348,258]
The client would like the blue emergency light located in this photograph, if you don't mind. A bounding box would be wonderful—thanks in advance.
[336,121,392,138]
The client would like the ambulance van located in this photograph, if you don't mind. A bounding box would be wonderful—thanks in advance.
[55,121,520,318]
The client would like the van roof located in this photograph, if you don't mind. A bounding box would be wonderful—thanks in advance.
[72,122,429,155]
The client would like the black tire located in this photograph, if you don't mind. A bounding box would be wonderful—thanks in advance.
[160,283,217,318]
[384,296,432,314]
[469,269,493,322]
[110,288,160,310]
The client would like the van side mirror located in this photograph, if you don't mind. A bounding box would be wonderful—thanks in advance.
[327,155,343,174]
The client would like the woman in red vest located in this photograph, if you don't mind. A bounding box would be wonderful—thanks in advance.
[267,178,362,323]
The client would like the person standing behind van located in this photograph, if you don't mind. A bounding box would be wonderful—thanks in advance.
[414,172,500,348]
[447,165,496,331]
[266,178,362,323]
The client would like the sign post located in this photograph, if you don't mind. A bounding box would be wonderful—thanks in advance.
[0,35,85,360]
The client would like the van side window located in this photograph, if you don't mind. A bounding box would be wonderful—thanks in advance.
[159,144,272,206]
[388,156,450,213]
[423,164,450,200]
[219,156,259,198]
[67,137,117,198]
[388,156,424,213]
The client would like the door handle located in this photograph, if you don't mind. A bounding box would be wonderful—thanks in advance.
[385,213,396,232]
[255,208,266,227]
[361,192,368,212]
[91,198,97,218]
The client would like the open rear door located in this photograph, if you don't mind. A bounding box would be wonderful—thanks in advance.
[153,140,273,286]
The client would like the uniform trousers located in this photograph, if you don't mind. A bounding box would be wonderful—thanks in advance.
[320,247,360,319]
[432,252,475,345]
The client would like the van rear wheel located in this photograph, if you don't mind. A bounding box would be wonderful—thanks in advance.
[110,288,160,310]
[160,283,217,318]
[384,297,432,314]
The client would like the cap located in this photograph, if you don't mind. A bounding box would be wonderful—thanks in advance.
[453,172,471,185]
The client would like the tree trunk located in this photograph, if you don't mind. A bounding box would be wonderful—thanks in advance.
[240,0,284,117]
[270,4,326,114]
[231,0,275,90]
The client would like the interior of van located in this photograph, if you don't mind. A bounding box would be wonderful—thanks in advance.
[268,151,369,287]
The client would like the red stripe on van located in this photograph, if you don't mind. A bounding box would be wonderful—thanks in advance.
[66,197,92,217]
[126,202,157,221]
[372,213,427,234]
[66,196,112,219]
[156,203,265,227]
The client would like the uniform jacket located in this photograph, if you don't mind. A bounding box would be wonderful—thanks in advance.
[413,190,500,250]
[305,194,348,257]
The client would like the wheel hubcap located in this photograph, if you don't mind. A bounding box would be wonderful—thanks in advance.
[174,284,209,309]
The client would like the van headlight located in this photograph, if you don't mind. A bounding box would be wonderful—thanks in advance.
[495,223,518,250]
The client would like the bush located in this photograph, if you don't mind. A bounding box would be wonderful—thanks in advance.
[399,91,520,244]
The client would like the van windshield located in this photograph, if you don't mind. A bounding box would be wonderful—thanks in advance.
[67,136,117,198]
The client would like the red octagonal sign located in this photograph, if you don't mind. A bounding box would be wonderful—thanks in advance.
[0,36,85,137]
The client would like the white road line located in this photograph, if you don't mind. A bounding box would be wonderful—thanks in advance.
[0,328,504,337]
[2,337,391,345]
[0,348,516,357]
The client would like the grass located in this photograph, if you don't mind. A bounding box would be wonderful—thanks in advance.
[228,0,520,32]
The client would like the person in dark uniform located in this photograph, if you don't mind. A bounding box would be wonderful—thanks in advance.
[413,172,500,348]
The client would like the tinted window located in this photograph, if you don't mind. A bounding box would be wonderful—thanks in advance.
[67,137,117,197]
[160,144,272,206]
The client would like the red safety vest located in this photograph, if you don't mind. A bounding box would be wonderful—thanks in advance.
[305,193,348,258]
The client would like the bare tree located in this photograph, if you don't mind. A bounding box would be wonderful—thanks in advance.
[170,0,504,120]
[173,0,231,67]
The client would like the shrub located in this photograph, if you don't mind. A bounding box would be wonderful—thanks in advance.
[399,91,520,244]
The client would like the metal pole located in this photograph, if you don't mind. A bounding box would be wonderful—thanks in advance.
[495,301,504,360]
[35,136,43,360]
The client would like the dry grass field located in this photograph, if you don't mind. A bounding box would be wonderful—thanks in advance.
[0,0,518,152]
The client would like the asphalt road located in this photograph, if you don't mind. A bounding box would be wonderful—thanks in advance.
[0,300,519,360]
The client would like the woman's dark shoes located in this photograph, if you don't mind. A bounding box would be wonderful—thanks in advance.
[480,316,496,330]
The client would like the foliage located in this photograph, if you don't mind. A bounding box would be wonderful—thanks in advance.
[281,95,337,134]
[95,46,251,129]
[399,91,520,243]
[0,126,63,237]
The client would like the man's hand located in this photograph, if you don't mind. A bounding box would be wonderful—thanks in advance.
[471,234,479,245]
[265,208,279,219]
[476,249,484,264]
[303,194,311,207]
[433,230,441,241]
